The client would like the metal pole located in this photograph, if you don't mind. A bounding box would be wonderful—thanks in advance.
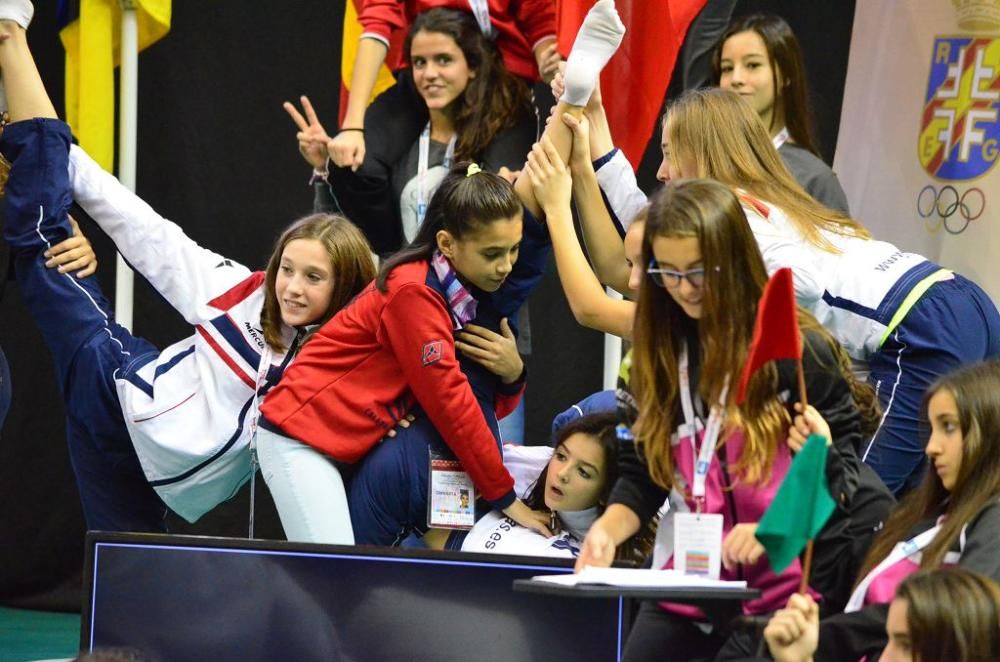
[602,287,623,390]
[115,0,138,328]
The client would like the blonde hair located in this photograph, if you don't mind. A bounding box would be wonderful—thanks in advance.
[631,179,867,491]
[664,88,870,252]
[633,180,783,489]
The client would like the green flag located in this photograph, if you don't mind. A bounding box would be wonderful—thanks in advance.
[755,433,836,573]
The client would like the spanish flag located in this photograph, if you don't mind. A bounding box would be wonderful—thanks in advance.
[557,0,706,169]
[338,0,399,126]
[58,0,171,171]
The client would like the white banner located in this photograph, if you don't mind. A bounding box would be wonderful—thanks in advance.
[835,1,1000,302]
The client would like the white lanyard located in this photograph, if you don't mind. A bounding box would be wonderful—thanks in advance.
[772,126,790,151]
[467,0,493,37]
[844,523,944,612]
[417,122,457,228]
[678,342,729,510]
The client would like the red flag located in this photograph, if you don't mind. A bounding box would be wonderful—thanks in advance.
[556,0,707,169]
[736,268,802,404]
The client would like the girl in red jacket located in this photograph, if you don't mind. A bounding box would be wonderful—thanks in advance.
[259,163,556,544]
[260,0,627,547]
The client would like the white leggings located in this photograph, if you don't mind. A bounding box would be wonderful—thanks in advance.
[256,427,355,545]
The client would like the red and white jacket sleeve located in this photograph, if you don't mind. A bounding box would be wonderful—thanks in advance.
[357,0,407,48]
[513,0,557,50]
[379,281,517,508]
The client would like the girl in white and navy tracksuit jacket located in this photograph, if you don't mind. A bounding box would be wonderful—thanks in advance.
[1,105,373,530]
[594,88,1000,496]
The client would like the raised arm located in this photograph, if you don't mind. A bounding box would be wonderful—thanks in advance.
[0,13,250,323]
[68,145,252,325]
[564,112,632,293]
[525,136,635,339]
[556,72,649,236]
[328,36,390,171]
[513,0,625,218]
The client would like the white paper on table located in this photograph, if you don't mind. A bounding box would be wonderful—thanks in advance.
[529,567,747,589]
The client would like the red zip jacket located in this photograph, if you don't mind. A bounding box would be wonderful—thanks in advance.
[260,260,520,506]
[358,0,557,81]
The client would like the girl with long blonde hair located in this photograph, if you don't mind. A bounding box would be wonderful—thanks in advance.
[574,178,867,661]
[593,87,1000,497]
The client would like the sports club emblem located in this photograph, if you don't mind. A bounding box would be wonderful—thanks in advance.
[422,340,443,366]
[918,35,999,181]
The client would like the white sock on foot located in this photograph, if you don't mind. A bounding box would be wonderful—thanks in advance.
[561,0,625,107]
[0,0,32,29]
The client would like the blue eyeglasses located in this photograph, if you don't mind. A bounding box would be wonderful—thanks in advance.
[646,259,716,289]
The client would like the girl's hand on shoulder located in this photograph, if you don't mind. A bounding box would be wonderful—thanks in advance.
[575,520,617,572]
[524,136,571,217]
[722,522,764,570]
[763,593,819,662]
[503,499,553,537]
[788,403,832,453]
[45,215,98,278]
[283,95,334,171]
[455,318,523,384]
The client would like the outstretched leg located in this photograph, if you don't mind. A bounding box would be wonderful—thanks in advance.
[0,10,166,532]
[513,0,625,218]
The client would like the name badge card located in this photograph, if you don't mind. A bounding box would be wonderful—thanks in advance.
[673,512,724,580]
[427,450,476,530]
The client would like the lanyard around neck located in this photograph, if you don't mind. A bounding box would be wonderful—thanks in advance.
[772,126,790,151]
[248,329,302,447]
[678,342,729,509]
[417,122,457,228]
[467,0,493,37]
[844,523,944,612]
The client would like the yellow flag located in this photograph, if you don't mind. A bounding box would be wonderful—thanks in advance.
[59,0,171,171]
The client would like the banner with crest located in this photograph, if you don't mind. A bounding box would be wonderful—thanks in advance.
[835,0,1000,301]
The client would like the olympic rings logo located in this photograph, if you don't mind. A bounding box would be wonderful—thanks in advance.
[917,185,986,235]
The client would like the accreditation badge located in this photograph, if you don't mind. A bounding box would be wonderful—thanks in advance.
[673,512,723,580]
[427,448,476,530]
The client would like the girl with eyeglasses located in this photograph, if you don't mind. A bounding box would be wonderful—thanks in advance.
[533,171,870,661]
[588,87,1000,498]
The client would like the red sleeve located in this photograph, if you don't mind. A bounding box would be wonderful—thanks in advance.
[379,282,516,507]
[511,0,557,49]
[357,0,407,44]
[493,371,526,421]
